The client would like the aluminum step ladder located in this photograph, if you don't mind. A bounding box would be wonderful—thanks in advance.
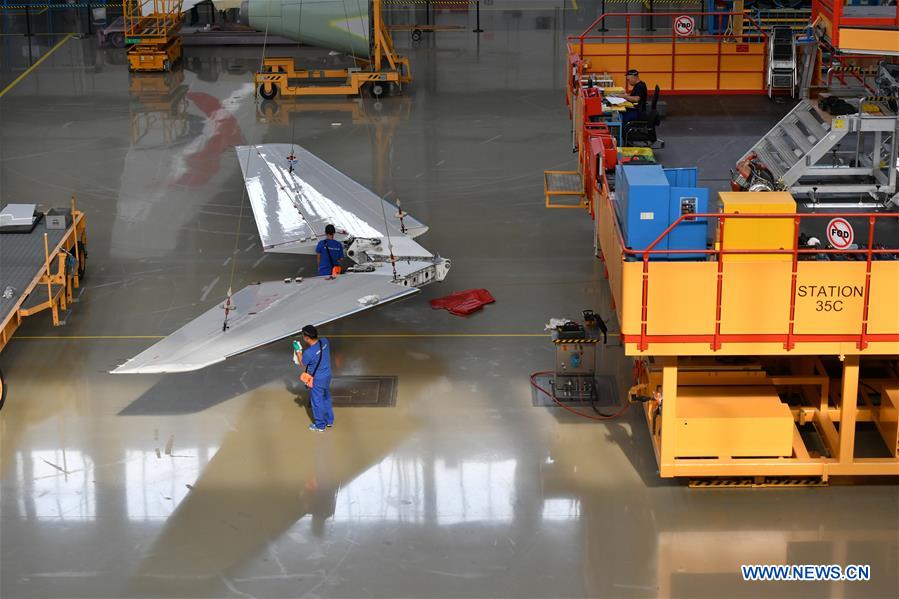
[767,26,797,98]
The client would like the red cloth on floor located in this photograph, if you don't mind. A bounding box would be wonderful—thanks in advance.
[430,289,495,316]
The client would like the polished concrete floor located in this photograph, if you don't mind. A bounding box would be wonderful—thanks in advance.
[2,5,899,599]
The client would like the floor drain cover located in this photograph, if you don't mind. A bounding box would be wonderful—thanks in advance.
[531,374,618,408]
[330,375,397,407]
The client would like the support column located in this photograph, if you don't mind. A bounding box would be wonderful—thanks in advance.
[659,357,678,477]
[838,355,860,464]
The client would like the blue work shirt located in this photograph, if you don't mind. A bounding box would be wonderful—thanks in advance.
[302,338,332,389]
[316,238,344,276]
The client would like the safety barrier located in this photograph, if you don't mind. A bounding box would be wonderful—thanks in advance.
[569,11,769,94]
[813,0,899,53]
[595,191,899,357]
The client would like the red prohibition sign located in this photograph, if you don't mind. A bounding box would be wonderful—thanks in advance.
[674,15,695,37]
[827,217,854,249]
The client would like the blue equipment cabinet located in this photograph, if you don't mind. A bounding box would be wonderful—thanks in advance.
[664,168,709,259]
[615,164,671,257]
[615,164,709,259]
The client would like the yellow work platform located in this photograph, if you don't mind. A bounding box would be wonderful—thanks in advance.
[597,191,899,358]
[592,190,899,481]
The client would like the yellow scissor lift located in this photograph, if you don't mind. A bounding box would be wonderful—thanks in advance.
[256,1,411,99]
[593,189,899,484]
[125,0,184,72]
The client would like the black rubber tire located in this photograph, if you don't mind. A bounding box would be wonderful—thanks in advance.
[0,368,6,411]
[77,241,87,280]
[110,32,126,48]
[259,100,279,119]
[259,82,278,100]
[411,29,422,42]
[370,83,385,98]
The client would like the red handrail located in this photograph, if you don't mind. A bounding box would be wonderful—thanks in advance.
[599,191,899,352]
[571,11,769,58]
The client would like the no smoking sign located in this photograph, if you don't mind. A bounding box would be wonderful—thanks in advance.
[674,15,695,37]
[827,217,854,250]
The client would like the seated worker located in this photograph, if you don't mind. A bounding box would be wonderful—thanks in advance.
[616,69,648,128]
[316,224,344,276]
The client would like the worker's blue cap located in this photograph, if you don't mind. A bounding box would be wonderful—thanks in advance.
[626,69,639,76]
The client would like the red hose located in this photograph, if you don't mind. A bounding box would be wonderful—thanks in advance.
[530,371,631,421]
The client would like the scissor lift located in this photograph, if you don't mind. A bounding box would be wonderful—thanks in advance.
[0,198,88,409]
[125,0,184,72]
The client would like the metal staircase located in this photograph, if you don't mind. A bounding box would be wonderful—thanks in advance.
[740,99,899,205]
[767,26,797,97]
[744,101,829,183]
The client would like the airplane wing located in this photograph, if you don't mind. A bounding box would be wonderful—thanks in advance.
[237,143,428,254]
[112,144,449,375]
[111,275,417,374]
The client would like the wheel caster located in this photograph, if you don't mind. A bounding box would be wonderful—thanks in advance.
[259,82,278,100]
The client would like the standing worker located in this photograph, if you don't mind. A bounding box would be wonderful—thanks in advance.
[295,324,335,432]
[316,224,344,277]
[615,69,648,129]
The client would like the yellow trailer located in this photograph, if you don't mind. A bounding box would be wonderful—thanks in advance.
[0,197,87,409]
[254,1,411,99]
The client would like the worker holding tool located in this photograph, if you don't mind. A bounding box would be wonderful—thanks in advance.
[316,224,344,277]
[614,69,648,128]
[294,325,334,432]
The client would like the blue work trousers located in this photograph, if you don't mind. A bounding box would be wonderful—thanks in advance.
[310,385,334,429]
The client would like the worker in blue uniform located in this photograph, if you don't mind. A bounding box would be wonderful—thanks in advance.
[316,224,344,277]
[298,324,334,432]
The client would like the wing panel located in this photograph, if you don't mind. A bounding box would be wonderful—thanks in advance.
[237,144,428,253]
[111,275,418,374]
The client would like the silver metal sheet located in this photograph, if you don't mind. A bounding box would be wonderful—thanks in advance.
[237,144,427,254]
[111,274,418,374]
[365,235,433,259]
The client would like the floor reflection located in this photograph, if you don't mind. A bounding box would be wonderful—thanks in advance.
[14,449,96,521]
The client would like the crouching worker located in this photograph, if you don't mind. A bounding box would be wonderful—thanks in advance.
[294,324,334,432]
[316,224,344,277]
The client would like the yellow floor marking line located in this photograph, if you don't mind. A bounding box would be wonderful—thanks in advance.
[0,33,73,99]
[15,332,619,340]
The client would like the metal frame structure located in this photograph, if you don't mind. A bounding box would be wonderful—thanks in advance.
[569,11,770,96]
[739,99,899,205]
[592,187,899,480]
[638,355,898,479]
[255,0,411,99]
[0,197,87,408]
[556,3,899,484]
[766,25,797,98]
[125,0,184,72]
[813,0,899,55]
